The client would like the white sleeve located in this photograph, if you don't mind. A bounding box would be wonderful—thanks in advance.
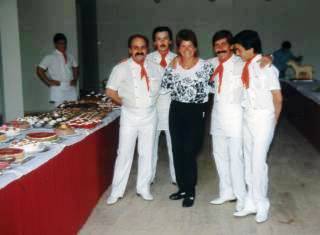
[266,66,281,91]
[38,55,51,70]
[70,54,78,67]
[106,65,122,90]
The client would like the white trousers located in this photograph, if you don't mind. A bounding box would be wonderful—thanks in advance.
[243,109,275,213]
[212,135,246,200]
[151,130,176,183]
[109,108,157,198]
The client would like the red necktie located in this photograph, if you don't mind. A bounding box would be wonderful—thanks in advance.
[210,59,227,93]
[241,56,256,89]
[62,52,67,64]
[139,61,150,91]
[160,50,169,68]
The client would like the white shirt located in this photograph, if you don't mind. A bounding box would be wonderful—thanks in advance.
[147,50,176,130]
[107,58,162,110]
[208,55,245,137]
[146,50,176,67]
[242,54,281,112]
[208,55,244,104]
[39,49,78,103]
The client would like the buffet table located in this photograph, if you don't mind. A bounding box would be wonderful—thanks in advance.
[0,110,120,235]
[281,80,320,152]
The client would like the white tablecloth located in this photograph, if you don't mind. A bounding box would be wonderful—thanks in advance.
[0,109,120,189]
[282,79,320,105]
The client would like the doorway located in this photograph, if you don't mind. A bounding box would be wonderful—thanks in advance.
[76,0,100,96]
[0,32,4,124]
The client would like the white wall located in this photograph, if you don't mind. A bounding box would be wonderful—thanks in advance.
[0,0,24,121]
[8,0,320,115]
[97,0,320,80]
[17,0,78,112]
[97,0,232,80]
[232,0,319,73]
[0,33,3,120]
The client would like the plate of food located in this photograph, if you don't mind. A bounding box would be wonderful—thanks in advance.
[0,161,10,170]
[26,132,58,142]
[7,121,31,130]
[10,139,49,154]
[0,132,15,144]
[0,125,22,137]
[0,132,7,143]
[54,123,81,137]
[0,148,25,162]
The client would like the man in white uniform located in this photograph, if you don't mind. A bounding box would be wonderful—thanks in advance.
[208,30,246,212]
[106,34,162,205]
[233,30,282,223]
[37,33,79,107]
[147,26,176,184]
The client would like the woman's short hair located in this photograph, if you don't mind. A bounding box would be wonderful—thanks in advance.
[127,34,149,48]
[233,30,262,54]
[176,29,198,49]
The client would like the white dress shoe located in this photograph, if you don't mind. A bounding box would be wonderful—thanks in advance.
[233,209,256,217]
[137,192,154,201]
[255,210,269,223]
[235,200,245,212]
[107,195,121,205]
[209,196,236,205]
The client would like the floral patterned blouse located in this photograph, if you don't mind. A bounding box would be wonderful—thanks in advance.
[161,59,214,103]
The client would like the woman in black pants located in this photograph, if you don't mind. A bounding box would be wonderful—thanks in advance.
[161,29,214,207]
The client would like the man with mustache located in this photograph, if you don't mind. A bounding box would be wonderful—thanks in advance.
[208,30,247,213]
[146,26,177,185]
[208,30,272,214]
[106,34,163,205]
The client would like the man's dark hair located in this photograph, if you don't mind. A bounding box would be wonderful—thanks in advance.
[212,30,233,45]
[53,33,67,44]
[176,29,198,49]
[152,26,173,41]
[281,41,292,50]
[233,30,262,54]
[127,34,149,48]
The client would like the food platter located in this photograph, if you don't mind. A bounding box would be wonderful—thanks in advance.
[26,132,58,142]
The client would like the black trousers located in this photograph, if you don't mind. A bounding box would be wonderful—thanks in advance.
[169,100,207,197]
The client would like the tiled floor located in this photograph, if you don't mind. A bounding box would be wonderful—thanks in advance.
[80,118,320,235]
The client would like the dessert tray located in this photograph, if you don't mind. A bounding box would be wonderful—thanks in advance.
[26,132,58,142]
[0,148,25,162]
[0,92,120,181]
[0,125,22,137]
[10,139,49,154]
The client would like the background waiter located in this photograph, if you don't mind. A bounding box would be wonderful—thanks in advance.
[37,33,79,107]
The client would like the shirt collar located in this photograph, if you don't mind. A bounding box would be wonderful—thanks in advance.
[154,50,170,60]
[251,54,262,64]
[129,57,148,69]
[223,54,235,67]
[55,49,65,55]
